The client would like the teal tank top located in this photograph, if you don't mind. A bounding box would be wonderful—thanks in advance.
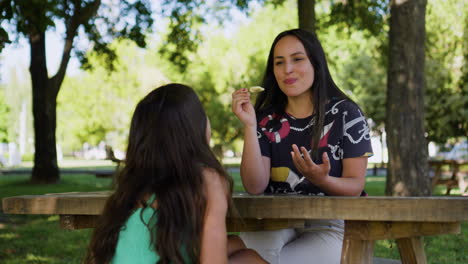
[111,197,159,264]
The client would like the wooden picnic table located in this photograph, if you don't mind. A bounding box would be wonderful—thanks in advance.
[2,192,467,264]
[429,159,468,195]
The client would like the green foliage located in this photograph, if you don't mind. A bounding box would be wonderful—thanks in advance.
[323,0,466,144]
[57,39,164,152]
[0,0,154,71]
[318,22,387,131]
[155,1,297,154]
[424,0,467,143]
[157,0,287,72]
[326,0,389,36]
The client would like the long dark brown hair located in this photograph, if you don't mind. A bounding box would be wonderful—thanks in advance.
[255,28,354,157]
[84,83,233,264]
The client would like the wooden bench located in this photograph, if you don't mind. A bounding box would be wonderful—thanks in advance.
[91,146,124,178]
[429,159,467,195]
[2,192,467,264]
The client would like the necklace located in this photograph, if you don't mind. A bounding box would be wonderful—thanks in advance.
[289,116,315,132]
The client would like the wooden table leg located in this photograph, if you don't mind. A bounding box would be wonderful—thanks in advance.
[341,237,374,264]
[431,164,442,188]
[341,220,460,264]
[396,237,427,264]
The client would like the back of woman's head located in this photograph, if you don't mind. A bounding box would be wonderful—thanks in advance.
[85,83,231,264]
[124,83,211,189]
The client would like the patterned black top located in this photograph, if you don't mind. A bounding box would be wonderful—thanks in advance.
[257,98,373,195]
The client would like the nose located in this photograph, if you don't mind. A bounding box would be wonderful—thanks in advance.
[284,61,293,74]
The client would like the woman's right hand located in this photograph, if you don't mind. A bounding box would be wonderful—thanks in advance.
[231,88,256,127]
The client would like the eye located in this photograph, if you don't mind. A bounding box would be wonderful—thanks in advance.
[294,57,304,62]
[274,61,283,66]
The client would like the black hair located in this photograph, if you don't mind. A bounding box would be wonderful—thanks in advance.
[256,28,353,155]
[85,83,233,264]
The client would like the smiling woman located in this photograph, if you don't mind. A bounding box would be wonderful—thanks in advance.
[272,35,315,105]
[231,28,373,264]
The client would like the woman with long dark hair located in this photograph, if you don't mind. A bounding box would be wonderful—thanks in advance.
[232,29,373,263]
[85,83,266,264]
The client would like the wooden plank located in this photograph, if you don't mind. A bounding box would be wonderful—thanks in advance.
[344,221,461,240]
[2,192,110,215]
[396,237,427,264]
[227,218,305,232]
[58,216,306,231]
[3,193,468,222]
[341,238,374,264]
[231,195,468,222]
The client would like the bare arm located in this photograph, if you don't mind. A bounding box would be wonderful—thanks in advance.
[291,145,367,196]
[232,89,270,194]
[200,168,229,264]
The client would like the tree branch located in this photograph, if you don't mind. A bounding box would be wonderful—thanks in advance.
[51,0,101,95]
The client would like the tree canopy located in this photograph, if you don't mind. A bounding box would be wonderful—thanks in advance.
[0,0,155,183]
[0,0,465,188]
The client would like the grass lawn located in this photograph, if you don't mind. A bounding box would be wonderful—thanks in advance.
[0,164,466,264]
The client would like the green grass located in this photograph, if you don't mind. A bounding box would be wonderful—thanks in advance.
[1,169,466,263]
[0,173,112,264]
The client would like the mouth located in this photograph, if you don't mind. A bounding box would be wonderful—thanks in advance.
[284,78,297,85]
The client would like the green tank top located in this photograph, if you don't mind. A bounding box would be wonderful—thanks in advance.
[111,196,191,264]
[111,197,159,264]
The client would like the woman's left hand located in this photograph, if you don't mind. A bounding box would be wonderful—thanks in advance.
[291,144,330,187]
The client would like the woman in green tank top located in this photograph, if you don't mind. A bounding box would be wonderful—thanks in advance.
[84,84,266,264]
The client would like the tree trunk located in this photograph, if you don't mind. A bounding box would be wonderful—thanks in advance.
[30,32,59,184]
[386,0,430,196]
[298,0,315,33]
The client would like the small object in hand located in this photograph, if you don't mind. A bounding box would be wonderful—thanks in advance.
[249,86,265,93]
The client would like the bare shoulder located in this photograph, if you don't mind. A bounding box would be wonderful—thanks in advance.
[202,167,229,201]
[202,167,228,191]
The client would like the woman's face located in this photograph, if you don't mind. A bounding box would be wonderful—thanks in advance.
[273,35,314,99]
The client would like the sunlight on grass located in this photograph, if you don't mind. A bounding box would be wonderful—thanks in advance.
[47,216,59,222]
[0,233,19,239]
[26,253,53,262]
[366,176,386,182]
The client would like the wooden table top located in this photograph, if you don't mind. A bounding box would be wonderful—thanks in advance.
[3,192,467,222]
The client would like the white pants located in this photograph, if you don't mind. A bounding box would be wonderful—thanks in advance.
[239,219,344,264]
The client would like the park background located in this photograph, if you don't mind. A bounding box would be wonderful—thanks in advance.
[0,0,467,263]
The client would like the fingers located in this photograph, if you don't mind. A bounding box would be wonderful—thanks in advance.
[291,144,315,163]
[291,144,303,170]
[321,152,331,173]
[291,144,316,172]
[231,88,250,100]
[300,146,315,166]
[231,88,257,127]
[231,89,250,110]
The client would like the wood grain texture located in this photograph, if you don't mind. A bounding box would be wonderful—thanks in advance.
[341,238,374,264]
[344,221,461,240]
[397,237,427,264]
[3,193,468,222]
